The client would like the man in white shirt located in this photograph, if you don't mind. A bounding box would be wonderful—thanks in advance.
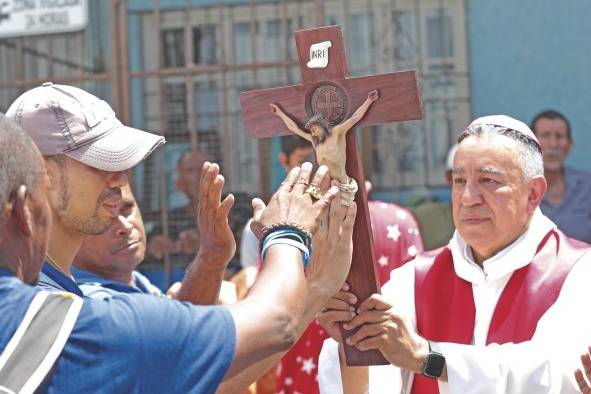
[317,115,591,394]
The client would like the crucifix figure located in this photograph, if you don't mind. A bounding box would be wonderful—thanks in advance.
[240,25,423,365]
[270,89,378,206]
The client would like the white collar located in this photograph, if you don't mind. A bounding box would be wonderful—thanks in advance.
[449,208,556,284]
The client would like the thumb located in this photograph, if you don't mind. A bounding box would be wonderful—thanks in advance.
[251,198,266,220]
[250,198,267,239]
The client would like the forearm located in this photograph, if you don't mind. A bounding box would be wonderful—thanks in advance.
[175,252,225,305]
[339,343,370,394]
[219,280,330,391]
[224,245,307,378]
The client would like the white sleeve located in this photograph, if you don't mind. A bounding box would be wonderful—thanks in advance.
[317,261,417,394]
[318,338,345,394]
[434,252,591,394]
[239,219,259,268]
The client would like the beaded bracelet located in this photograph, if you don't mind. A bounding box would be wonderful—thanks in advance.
[261,222,312,240]
[261,238,310,268]
[260,228,312,268]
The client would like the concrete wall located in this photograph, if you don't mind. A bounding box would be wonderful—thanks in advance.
[468,0,591,169]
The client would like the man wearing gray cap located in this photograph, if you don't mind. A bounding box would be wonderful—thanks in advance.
[317,115,591,393]
[5,82,165,295]
[0,113,359,393]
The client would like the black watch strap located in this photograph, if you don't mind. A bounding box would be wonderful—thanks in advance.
[422,342,446,379]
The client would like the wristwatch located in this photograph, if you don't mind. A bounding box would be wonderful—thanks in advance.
[422,342,446,379]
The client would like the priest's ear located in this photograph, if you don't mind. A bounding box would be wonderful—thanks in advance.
[527,176,547,214]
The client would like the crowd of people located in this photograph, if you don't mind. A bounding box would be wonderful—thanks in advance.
[2,81,591,394]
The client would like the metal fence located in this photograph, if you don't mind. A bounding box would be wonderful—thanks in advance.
[0,0,471,286]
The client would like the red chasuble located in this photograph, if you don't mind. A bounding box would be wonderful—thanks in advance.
[411,229,589,394]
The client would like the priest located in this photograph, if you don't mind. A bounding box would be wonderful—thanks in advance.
[317,115,591,393]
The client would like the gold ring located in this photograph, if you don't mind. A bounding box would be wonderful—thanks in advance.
[305,184,322,200]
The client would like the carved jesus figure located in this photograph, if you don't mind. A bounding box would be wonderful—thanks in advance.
[270,89,379,197]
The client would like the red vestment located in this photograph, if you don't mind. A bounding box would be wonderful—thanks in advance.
[411,229,588,394]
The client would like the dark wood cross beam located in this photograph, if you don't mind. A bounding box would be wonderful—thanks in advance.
[240,25,423,366]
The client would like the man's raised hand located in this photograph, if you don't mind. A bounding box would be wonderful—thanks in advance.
[251,162,339,239]
[196,162,235,270]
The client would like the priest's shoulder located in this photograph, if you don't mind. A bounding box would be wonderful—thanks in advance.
[413,247,450,271]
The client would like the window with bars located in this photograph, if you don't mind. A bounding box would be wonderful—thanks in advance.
[162,28,185,68]
[426,8,454,59]
[346,13,373,75]
[193,25,216,65]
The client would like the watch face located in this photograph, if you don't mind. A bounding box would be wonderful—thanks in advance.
[424,352,446,378]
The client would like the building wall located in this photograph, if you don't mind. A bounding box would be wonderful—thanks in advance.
[468,0,591,169]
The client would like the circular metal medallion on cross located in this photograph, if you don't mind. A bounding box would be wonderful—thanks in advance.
[306,82,350,126]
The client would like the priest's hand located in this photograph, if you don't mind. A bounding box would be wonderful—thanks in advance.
[317,283,358,344]
[250,162,338,239]
[344,293,429,374]
[574,346,591,393]
[195,162,236,270]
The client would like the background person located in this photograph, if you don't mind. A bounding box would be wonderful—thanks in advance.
[531,109,591,243]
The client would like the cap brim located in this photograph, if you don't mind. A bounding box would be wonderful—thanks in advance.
[65,125,165,171]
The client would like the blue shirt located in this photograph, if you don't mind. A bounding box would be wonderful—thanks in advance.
[11,269,236,393]
[37,261,83,296]
[540,167,591,243]
[71,267,162,300]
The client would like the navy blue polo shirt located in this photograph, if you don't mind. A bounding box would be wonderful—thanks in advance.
[2,269,236,393]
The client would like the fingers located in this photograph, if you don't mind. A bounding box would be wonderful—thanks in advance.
[216,193,234,223]
[208,172,224,209]
[346,323,384,346]
[199,162,218,206]
[251,198,266,220]
[315,185,339,213]
[324,296,356,312]
[354,335,383,352]
[292,162,314,194]
[344,309,390,331]
[358,293,392,313]
[309,165,329,190]
[583,351,591,382]
[575,369,591,393]
[277,166,300,194]
[327,186,343,240]
[317,310,356,327]
[332,290,358,306]
[340,202,357,240]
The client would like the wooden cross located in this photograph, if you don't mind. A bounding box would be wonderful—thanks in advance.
[240,25,423,366]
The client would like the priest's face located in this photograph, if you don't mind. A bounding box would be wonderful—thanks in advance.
[451,134,538,263]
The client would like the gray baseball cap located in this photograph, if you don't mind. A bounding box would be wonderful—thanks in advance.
[5,82,165,171]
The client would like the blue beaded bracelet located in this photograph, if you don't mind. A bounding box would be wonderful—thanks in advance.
[260,229,311,268]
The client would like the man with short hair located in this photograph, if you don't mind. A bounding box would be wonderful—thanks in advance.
[73,170,238,305]
[72,184,163,299]
[531,109,591,243]
[6,82,164,295]
[0,114,358,393]
[318,115,591,393]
